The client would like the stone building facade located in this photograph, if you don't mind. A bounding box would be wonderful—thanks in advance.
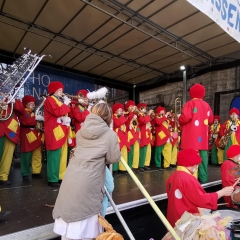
[139,66,240,123]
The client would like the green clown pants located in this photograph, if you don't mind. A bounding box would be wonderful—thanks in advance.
[155,145,163,168]
[211,144,218,165]
[198,150,208,183]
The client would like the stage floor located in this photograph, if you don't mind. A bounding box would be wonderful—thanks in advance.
[0,163,221,236]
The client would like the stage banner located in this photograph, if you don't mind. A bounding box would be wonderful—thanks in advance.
[186,0,240,43]
[24,65,95,103]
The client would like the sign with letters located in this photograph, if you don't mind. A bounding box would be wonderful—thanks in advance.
[187,0,240,43]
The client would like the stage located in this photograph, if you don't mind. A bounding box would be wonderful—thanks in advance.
[0,162,222,239]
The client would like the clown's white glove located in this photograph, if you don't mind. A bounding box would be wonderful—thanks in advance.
[63,96,71,105]
[87,103,94,111]
[35,115,44,121]
[177,114,181,118]
[61,116,71,126]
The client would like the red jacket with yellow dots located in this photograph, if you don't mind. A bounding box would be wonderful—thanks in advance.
[71,105,90,133]
[113,114,129,150]
[125,112,140,146]
[154,115,171,147]
[138,113,152,148]
[0,99,24,144]
[44,96,70,150]
[179,99,213,150]
[19,108,42,152]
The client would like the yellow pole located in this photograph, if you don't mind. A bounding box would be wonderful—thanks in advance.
[120,157,181,240]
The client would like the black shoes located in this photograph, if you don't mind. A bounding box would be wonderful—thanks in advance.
[22,176,30,182]
[144,166,151,171]
[170,164,177,168]
[0,180,11,186]
[48,182,60,188]
[139,168,145,172]
[32,174,43,178]
[156,167,163,171]
[132,168,139,173]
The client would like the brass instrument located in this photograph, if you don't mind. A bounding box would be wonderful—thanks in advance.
[173,98,181,133]
[209,123,218,146]
[62,93,82,100]
[0,48,50,121]
[34,95,47,132]
[219,119,237,149]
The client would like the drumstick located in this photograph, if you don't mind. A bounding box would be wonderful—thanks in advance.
[232,177,240,187]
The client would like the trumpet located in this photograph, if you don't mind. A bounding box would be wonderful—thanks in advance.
[62,93,81,100]
[173,98,181,133]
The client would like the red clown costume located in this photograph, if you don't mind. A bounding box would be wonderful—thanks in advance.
[125,100,140,171]
[112,103,129,173]
[0,99,23,185]
[179,84,213,183]
[166,149,218,227]
[19,95,43,180]
[221,145,240,209]
[138,103,152,171]
[44,81,71,187]
[71,90,90,133]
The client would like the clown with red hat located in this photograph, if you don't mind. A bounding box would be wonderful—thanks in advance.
[137,102,153,172]
[220,107,240,160]
[112,103,129,174]
[154,106,174,170]
[0,96,24,186]
[124,100,140,172]
[71,89,90,134]
[178,83,213,183]
[221,145,240,208]
[166,149,234,227]
[44,81,71,187]
[209,115,224,165]
[19,95,43,181]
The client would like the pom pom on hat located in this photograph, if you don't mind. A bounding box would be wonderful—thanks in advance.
[230,108,239,116]
[137,103,147,109]
[156,106,166,114]
[177,149,202,167]
[125,100,135,111]
[189,84,205,99]
[22,95,36,107]
[112,103,124,113]
[48,81,64,94]
[214,115,220,122]
[76,90,88,97]
[226,145,240,159]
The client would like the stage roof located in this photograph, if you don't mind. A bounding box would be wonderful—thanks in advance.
[0,0,239,85]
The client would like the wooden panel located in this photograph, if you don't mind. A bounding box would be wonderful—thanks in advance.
[183,23,224,45]
[65,51,92,68]
[196,34,235,52]
[0,22,25,52]
[122,37,165,59]
[74,54,106,72]
[103,29,149,55]
[161,58,200,73]
[207,42,240,58]
[137,46,178,65]
[89,60,122,75]
[103,65,135,79]
[35,0,85,33]
[150,0,197,28]
[95,24,132,49]
[84,18,122,45]
[116,69,147,81]
[139,0,173,18]
[40,41,72,63]
[16,31,51,55]
[167,12,212,37]
[3,0,46,22]
[127,73,157,84]
[62,5,111,41]
[128,0,152,11]
[56,47,83,66]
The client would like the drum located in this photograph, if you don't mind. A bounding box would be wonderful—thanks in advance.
[232,187,240,207]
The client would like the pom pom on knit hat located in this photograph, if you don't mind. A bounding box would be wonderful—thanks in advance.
[22,95,36,107]
[125,100,135,111]
[156,106,166,114]
[214,115,220,122]
[189,84,205,99]
[226,145,240,159]
[230,108,239,116]
[76,90,88,97]
[177,149,202,167]
[112,103,124,113]
[48,81,64,94]
[137,103,147,109]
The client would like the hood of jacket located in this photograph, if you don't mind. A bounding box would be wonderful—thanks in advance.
[80,113,109,140]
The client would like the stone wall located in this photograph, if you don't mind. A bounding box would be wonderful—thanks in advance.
[139,67,240,123]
